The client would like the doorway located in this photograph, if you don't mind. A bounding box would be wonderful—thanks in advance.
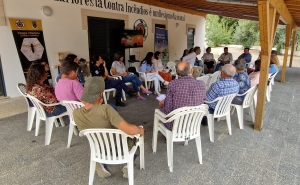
[0,56,6,97]
[88,17,125,71]
[187,28,195,49]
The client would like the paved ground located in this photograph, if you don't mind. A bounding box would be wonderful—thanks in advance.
[0,67,299,185]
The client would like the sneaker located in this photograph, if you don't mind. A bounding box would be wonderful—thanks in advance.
[154,91,161,95]
[96,163,111,178]
[122,165,128,178]
[163,81,169,86]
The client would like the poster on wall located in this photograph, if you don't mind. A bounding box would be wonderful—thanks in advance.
[154,27,169,62]
[9,18,51,80]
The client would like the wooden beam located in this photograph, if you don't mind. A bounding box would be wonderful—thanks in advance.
[281,24,292,82]
[129,0,206,17]
[269,7,276,47]
[268,0,297,29]
[289,28,298,67]
[272,14,280,45]
[255,1,273,131]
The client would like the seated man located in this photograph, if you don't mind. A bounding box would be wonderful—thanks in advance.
[215,47,233,71]
[55,61,83,101]
[159,61,206,130]
[232,59,251,105]
[91,55,136,106]
[202,64,239,124]
[73,77,144,178]
[238,48,252,64]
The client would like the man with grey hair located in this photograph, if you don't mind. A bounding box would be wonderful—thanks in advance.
[204,64,239,122]
[159,61,206,130]
[232,59,251,105]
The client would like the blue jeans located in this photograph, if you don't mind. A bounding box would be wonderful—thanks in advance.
[46,105,67,117]
[215,63,224,71]
[194,60,203,66]
[122,75,142,93]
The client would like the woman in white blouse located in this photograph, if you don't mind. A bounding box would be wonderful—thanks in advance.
[202,47,215,73]
[153,51,171,88]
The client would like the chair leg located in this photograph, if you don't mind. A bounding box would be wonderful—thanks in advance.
[67,124,75,148]
[266,86,270,102]
[184,140,188,146]
[122,90,126,101]
[45,117,55,145]
[89,161,96,185]
[35,117,41,136]
[128,160,134,185]
[27,108,35,131]
[168,139,174,172]
[58,117,65,127]
[195,136,203,164]
[106,92,110,101]
[236,106,244,129]
[152,122,159,153]
[54,119,59,127]
[249,104,255,123]
[103,92,108,104]
[225,113,232,135]
[139,136,145,170]
[207,114,214,142]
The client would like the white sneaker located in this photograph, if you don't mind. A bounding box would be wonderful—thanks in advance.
[163,81,169,86]
[154,91,161,95]
[122,165,128,178]
[96,163,111,178]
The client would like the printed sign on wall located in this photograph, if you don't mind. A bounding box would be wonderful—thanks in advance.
[133,19,148,41]
[154,27,169,62]
[9,18,51,79]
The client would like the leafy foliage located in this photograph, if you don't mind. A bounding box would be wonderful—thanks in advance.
[233,19,260,48]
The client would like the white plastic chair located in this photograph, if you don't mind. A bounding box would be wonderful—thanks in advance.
[27,94,68,145]
[205,93,237,142]
[196,76,210,91]
[61,100,84,148]
[79,129,145,185]
[266,71,278,102]
[152,105,209,172]
[110,69,131,101]
[231,86,258,129]
[167,62,177,78]
[207,71,220,88]
[17,83,36,131]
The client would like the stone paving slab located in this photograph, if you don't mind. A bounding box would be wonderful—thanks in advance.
[0,68,300,185]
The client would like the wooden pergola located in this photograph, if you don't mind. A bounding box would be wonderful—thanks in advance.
[132,0,299,131]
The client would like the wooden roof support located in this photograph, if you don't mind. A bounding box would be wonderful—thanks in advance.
[254,1,276,131]
[129,0,206,17]
[272,14,280,44]
[289,28,298,67]
[280,24,292,82]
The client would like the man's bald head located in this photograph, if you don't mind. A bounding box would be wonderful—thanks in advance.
[221,64,236,78]
[176,61,192,77]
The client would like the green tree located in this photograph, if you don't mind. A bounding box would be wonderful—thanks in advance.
[233,19,260,48]
[273,25,286,54]
[205,15,235,47]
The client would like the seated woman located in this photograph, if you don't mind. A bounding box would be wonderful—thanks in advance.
[202,47,215,74]
[180,49,189,61]
[269,54,280,75]
[111,52,151,100]
[31,59,52,85]
[140,52,169,95]
[232,59,251,105]
[249,59,261,87]
[26,64,66,117]
[153,51,172,87]
[91,55,136,106]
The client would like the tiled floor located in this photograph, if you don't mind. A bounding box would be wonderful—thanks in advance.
[0,68,299,185]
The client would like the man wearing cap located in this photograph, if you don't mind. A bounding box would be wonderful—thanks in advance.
[73,77,144,178]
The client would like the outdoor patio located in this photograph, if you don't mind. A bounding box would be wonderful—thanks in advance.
[0,67,299,185]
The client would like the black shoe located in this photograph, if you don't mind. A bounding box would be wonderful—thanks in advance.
[127,91,137,97]
[201,117,208,126]
[115,100,126,107]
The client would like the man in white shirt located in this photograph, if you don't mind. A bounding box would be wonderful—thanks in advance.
[215,47,233,71]
[182,46,201,67]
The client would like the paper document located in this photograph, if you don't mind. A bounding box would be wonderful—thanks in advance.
[156,94,166,102]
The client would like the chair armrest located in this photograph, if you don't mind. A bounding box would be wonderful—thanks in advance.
[204,97,220,104]
[110,74,123,80]
[38,101,62,107]
[154,109,168,123]
[107,76,119,80]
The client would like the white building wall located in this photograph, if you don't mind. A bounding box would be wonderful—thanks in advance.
[0,0,205,97]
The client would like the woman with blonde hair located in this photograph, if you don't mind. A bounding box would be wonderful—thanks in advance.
[269,54,280,74]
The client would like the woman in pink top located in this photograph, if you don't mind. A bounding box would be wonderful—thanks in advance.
[249,59,261,87]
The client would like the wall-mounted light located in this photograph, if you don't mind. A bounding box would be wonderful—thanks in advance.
[41,6,53,16]
[176,23,179,29]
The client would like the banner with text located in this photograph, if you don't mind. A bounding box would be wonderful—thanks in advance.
[154,27,169,62]
[9,18,51,79]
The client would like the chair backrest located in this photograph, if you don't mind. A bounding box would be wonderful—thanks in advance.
[269,71,278,85]
[167,62,176,73]
[196,76,210,89]
[242,85,258,108]
[208,71,220,88]
[79,129,138,164]
[213,93,237,118]
[17,83,27,96]
[26,94,47,121]
[165,105,209,142]
[61,100,84,125]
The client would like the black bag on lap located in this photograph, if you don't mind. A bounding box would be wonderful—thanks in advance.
[128,67,139,77]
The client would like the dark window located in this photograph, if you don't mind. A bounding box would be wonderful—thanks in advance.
[187,28,195,49]
[0,56,7,96]
[155,24,166,29]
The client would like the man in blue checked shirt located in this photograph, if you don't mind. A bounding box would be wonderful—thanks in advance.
[238,48,252,64]
[202,64,239,125]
